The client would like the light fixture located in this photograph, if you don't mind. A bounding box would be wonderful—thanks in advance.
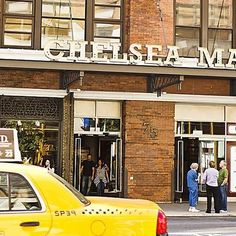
[17,120,22,126]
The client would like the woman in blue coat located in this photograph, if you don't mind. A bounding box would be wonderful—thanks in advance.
[187,163,200,212]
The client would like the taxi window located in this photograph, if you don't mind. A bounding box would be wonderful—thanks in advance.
[51,173,90,206]
[0,172,42,211]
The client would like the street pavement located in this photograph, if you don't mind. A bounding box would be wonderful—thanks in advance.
[159,201,236,217]
[159,201,236,236]
[168,217,236,236]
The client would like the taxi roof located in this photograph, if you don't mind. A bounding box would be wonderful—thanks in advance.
[0,162,48,175]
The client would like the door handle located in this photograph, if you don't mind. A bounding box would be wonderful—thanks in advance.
[20,221,40,227]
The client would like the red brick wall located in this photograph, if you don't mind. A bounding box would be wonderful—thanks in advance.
[123,101,175,202]
[70,72,147,93]
[164,77,230,96]
[127,0,174,49]
[0,69,60,89]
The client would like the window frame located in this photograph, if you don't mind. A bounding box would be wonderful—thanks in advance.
[174,0,235,57]
[0,172,45,213]
[0,0,125,50]
[2,0,35,48]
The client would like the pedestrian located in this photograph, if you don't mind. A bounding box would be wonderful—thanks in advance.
[202,161,220,213]
[44,159,55,173]
[218,160,228,213]
[187,163,200,212]
[93,159,109,196]
[80,154,95,196]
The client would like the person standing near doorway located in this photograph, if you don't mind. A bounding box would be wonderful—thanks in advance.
[93,159,109,196]
[218,160,228,213]
[187,163,200,212]
[202,161,220,213]
[81,154,95,196]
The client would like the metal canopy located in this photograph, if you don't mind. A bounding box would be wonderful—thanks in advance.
[0,59,235,78]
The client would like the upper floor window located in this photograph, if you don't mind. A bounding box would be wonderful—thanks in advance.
[3,0,34,47]
[0,0,123,49]
[175,0,233,58]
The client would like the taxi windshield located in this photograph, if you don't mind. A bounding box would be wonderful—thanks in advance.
[51,173,90,206]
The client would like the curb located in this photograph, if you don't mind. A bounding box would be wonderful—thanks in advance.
[165,212,236,217]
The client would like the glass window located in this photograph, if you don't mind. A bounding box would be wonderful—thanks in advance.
[0,172,42,211]
[95,0,121,5]
[5,1,33,15]
[209,0,232,28]
[4,33,31,46]
[95,6,120,19]
[94,23,120,37]
[175,0,200,57]
[41,0,86,48]
[208,0,232,57]
[176,27,200,57]
[176,0,200,27]
[1,120,60,171]
[42,0,85,18]
[5,18,32,33]
[98,118,120,132]
[41,19,85,47]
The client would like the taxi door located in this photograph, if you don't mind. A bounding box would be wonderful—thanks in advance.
[0,172,52,236]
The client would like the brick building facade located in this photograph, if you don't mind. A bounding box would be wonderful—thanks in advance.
[0,0,236,202]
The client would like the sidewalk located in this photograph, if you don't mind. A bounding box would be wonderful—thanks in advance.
[159,201,236,217]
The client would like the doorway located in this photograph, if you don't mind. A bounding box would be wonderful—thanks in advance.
[175,137,225,202]
[73,135,122,196]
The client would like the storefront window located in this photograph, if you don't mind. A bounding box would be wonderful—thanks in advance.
[0,120,59,171]
[176,121,225,135]
[98,118,120,132]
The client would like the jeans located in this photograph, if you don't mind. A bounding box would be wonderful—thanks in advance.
[206,184,220,213]
[81,176,92,196]
[219,185,228,211]
[188,187,198,207]
[97,180,105,196]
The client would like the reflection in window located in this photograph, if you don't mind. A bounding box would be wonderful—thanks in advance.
[176,0,200,27]
[94,23,120,37]
[95,6,120,19]
[78,118,96,132]
[208,0,232,57]
[98,119,120,132]
[94,0,122,44]
[209,0,232,28]
[41,19,85,47]
[176,27,199,57]
[41,0,85,48]
[175,0,200,57]
[176,121,225,135]
[4,33,31,46]
[95,0,121,5]
[5,1,33,15]
[5,18,32,33]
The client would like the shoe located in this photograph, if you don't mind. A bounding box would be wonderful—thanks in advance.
[205,211,211,213]
[220,210,228,213]
[188,207,193,212]
[191,207,200,212]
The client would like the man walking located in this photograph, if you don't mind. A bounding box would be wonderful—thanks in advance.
[81,154,95,195]
[202,161,220,213]
[187,163,200,212]
[218,160,228,213]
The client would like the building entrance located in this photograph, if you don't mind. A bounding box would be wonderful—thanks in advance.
[175,137,225,202]
[74,135,122,196]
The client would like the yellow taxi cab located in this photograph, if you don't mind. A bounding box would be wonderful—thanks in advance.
[0,128,168,236]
